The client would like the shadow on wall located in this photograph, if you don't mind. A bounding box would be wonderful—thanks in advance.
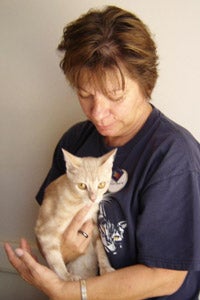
[0,272,48,300]
[0,241,48,299]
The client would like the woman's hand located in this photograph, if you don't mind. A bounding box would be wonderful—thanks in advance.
[61,205,95,262]
[4,206,94,298]
[4,238,64,299]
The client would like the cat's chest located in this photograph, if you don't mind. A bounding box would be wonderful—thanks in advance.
[53,201,99,226]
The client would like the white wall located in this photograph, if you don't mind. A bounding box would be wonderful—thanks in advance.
[0,0,199,298]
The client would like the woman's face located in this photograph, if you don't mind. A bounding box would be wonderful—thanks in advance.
[77,69,152,146]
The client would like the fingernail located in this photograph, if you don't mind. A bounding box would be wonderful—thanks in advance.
[15,248,24,257]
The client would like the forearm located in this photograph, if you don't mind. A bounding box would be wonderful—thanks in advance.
[59,264,187,300]
[4,240,187,300]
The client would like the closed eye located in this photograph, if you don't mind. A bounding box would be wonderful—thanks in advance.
[78,94,93,100]
[77,89,93,100]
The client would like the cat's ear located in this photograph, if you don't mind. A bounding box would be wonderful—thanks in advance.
[61,148,82,169]
[100,148,117,166]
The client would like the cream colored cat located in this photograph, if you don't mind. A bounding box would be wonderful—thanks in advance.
[35,148,116,281]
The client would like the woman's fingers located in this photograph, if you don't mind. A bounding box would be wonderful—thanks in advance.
[4,243,31,283]
[4,243,33,276]
[4,242,22,270]
[20,238,38,261]
[4,242,63,298]
[67,205,92,234]
[15,248,37,272]
[15,249,63,291]
[79,219,94,240]
[61,205,94,262]
[63,205,93,242]
[20,238,32,253]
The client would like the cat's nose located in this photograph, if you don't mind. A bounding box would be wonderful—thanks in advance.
[89,193,96,202]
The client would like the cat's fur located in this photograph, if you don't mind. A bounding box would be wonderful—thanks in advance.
[35,148,116,281]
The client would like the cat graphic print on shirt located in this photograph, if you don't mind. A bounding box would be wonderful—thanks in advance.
[98,202,127,256]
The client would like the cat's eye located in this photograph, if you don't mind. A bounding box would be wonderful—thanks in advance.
[98,181,106,189]
[77,183,87,190]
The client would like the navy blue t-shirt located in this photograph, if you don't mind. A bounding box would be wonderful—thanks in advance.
[36,107,200,299]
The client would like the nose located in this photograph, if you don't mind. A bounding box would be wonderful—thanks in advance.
[89,191,96,202]
[91,95,109,122]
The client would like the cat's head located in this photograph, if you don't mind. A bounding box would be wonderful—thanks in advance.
[62,149,117,204]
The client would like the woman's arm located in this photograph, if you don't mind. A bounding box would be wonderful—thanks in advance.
[86,264,187,300]
[4,239,187,300]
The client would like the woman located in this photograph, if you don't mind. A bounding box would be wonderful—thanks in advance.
[5,5,200,299]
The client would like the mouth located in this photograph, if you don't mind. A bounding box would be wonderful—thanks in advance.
[95,123,115,132]
[95,126,112,136]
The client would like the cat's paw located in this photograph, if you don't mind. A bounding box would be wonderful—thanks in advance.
[63,273,82,281]
[100,266,115,275]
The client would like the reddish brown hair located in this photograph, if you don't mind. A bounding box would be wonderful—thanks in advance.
[57,5,158,99]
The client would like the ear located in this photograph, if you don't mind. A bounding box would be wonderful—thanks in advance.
[100,148,117,167]
[61,148,82,170]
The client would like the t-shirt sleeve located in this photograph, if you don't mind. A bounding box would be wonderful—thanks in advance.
[136,169,200,271]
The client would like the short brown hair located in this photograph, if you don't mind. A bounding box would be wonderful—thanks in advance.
[57,5,158,99]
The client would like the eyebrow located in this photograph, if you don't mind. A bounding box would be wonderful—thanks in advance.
[77,87,124,94]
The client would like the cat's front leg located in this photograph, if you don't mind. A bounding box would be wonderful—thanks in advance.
[44,248,82,281]
[95,236,115,275]
[36,235,81,281]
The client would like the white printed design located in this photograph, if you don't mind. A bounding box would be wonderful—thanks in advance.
[98,203,127,255]
[108,168,128,193]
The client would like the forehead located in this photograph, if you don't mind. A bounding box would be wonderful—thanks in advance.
[77,67,126,93]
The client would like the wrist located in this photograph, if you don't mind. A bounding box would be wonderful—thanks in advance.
[51,280,81,300]
[48,279,65,300]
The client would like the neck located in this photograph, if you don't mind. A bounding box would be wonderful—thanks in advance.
[104,103,152,147]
